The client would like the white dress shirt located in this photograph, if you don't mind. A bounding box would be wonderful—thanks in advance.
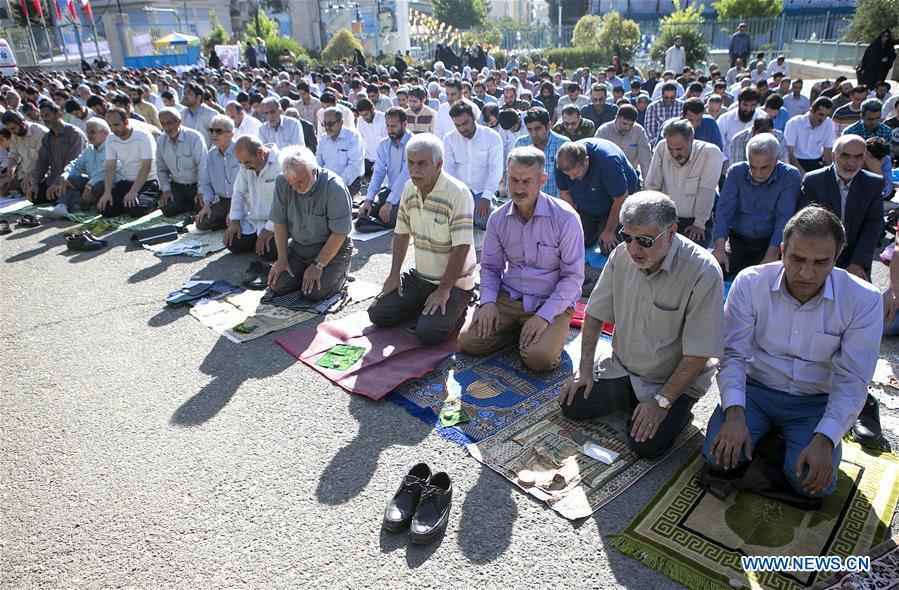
[442,124,504,197]
[230,147,280,235]
[356,110,387,162]
[717,108,756,163]
[233,113,262,139]
[783,114,835,160]
[433,98,482,140]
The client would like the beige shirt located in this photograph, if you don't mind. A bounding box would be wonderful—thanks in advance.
[9,122,48,180]
[595,120,653,177]
[645,139,723,225]
[585,234,725,400]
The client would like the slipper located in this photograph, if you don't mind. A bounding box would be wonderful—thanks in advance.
[16,214,40,228]
[0,220,10,235]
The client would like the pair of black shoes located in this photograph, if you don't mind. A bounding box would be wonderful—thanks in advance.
[243,260,272,290]
[383,463,453,544]
[67,231,107,251]
[852,393,884,448]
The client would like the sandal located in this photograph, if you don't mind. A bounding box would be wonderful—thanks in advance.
[0,220,10,235]
[16,214,40,228]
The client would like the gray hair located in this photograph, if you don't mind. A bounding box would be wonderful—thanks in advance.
[323,106,343,122]
[861,98,883,115]
[663,118,694,142]
[507,146,546,172]
[260,96,280,110]
[85,116,109,133]
[746,132,780,159]
[833,134,866,155]
[210,114,234,132]
[158,106,182,121]
[406,132,444,163]
[279,145,317,176]
[619,191,678,230]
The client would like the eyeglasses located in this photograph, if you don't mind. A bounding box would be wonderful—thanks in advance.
[210,128,228,134]
[619,229,665,249]
[322,120,337,127]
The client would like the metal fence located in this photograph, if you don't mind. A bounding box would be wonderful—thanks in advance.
[499,13,850,52]
[2,23,109,68]
[789,40,866,66]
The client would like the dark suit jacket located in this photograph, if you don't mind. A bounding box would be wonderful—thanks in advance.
[798,165,884,270]
[300,118,317,155]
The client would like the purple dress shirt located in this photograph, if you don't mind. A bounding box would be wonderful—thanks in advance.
[479,193,585,322]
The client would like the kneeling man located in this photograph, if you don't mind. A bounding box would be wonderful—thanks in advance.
[368,133,477,344]
[704,206,882,497]
[267,146,353,301]
[559,192,724,458]
[459,146,584,370]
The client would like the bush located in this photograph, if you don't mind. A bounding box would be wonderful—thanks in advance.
[264,35,311,69]
[843,0,899,43]
[572,14,602,48]
[596,12,641,65]
[202,11,229,55]
[542,48,608,71]
[711,0,783,19]
[322,28,364,65]
[492,50,508,70]
[650,0,708,68]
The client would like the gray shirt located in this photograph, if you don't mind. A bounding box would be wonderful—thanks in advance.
[156,127,207,192]
[32,122,86,185]
[269,167,353,247]
[585,233,725,400]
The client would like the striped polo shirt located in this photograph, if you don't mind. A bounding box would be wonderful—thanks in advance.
[396,171,477,290]
[405,105,437,134]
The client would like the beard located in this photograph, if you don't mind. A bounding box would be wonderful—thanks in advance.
[737,108,754,123]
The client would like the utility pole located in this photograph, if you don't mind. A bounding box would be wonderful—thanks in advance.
[557,2,562,49]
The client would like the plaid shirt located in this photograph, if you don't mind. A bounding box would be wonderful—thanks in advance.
[842,120,893,141]
[644,99,681,145]
[514,130,570,198]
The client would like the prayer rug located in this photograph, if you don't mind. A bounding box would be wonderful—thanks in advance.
[608,445,899,590]
[0,196,27,211]
[389,343,577,447]
[467,400,700,520]
[349,226,393,241]
[260,279,380,313]
[275,310,460,401]
[189,290,315,344]
[809,533,899,590]
[585,245,609,270]
[0,202,39,218]
[65,211,191,235]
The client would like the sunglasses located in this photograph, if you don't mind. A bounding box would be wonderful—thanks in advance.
[619,229,665,249]
[210,128,228,134]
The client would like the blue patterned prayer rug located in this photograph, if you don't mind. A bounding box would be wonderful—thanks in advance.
[389,344,576,447]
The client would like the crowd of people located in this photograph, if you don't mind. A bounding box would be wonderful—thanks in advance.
[0,33,897,506]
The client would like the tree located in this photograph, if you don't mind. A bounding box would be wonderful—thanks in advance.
[571,14,601,48]
[244,8,279,41]
[203,11,229,54]
[433,0,489,30]
[596,12,641,64]
[462,22,503,49]
[711,0,783,19]
[321,28,364,64]
[650,0,708,68]
[844,0,899,43]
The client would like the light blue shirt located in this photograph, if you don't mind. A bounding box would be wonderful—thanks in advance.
[259,116,304,150]
[200,140,239,204]
[317,126,365,188]
[513,130,569,199]
[366,130,412,204]
[783,93,810,119]
[64,139,122,187]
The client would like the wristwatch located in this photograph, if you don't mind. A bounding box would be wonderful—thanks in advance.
[312,259,325,271]
[654,394,672,410]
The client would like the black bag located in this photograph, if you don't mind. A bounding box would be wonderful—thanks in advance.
[131,225,180,246]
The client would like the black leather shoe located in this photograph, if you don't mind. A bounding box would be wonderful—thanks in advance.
[383,463,431,532]
[243,263,272,290]
[409,471,452,544]
[66,234,103,251]
[852,393,883,446]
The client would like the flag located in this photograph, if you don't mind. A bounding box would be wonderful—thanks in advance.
[32,0,42,18]
[80,0,92,21]
[19,0,29,19]
[53,0,60,20]
[66,0,76,19]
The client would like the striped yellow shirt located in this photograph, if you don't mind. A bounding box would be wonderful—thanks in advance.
[396,171,477,290]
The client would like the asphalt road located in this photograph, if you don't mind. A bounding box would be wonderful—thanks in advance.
[1,216,897,590]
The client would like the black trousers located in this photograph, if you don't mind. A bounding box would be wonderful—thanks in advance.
[270,239,353,301]
[160,181,199,217]
[561,376,697,459]
[797,158,825,173]
[677,216,713,248]
[354,187,398,230]
[227,229,277,261]
[195,198,231,231]
[367,269,471,345]
[579,210,611,251]
[727,231,771,277]
[101,179,159,218]
[61,175,105,211]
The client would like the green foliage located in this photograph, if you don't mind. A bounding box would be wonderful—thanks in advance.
[264,36,311,69]
[321,28,364,65]
[203,11,229,54]
[492,50,508,69]
[571,14,602,48]
[245,9,279,41]
[650,0,709,68]
[432,0,489,30]
[843,0,899,43]
[596,12,641,64]
[461,22,503,49]
[542,47,608,71]
[711,0,783,19]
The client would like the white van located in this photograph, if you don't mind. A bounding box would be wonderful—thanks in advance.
[0,39,19,76]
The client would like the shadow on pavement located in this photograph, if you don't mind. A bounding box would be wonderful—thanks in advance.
[317,395,431,506]
[455,464,518,564]
[378,525,445,568]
